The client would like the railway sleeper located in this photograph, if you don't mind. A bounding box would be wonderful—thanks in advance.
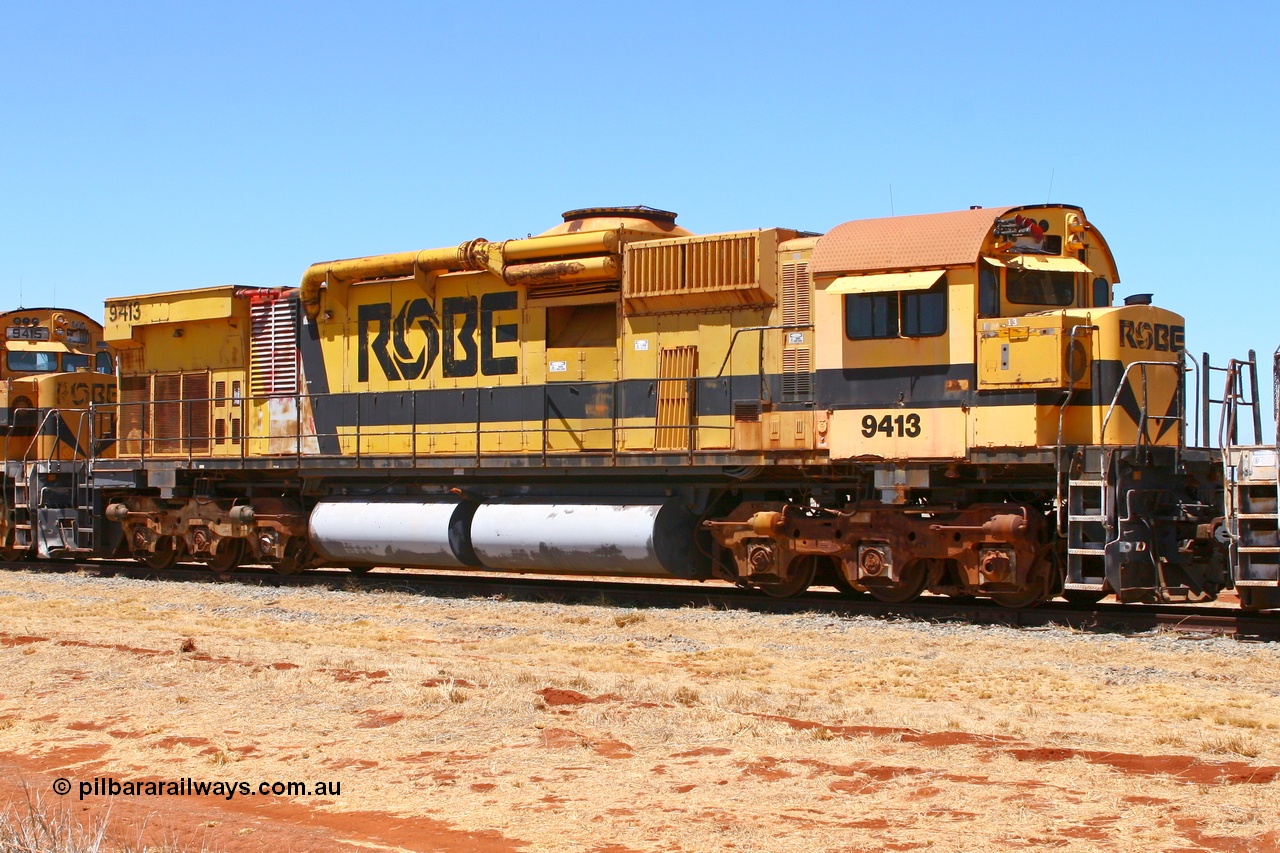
[705,501,1055,607]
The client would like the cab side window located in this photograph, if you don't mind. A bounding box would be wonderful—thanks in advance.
[846,293,898,339]
[901,286,946,336]
[979,266,1000,317]
[1091,277,1111,308]
[845,276,948,340]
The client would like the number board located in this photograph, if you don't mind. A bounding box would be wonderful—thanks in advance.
[6,326,50,341]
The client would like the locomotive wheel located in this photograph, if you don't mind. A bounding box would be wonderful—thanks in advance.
[139,536,180,571]
[270,559,303,576]
[827,568,865,597]
[865,559,928,604]
[206,539,245,572]
[991,551,1058,609]
[757,554,818,598]
[269,541,313,575]
[816,558,864,597]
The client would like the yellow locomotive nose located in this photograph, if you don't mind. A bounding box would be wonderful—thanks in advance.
[1089,301,1186,447]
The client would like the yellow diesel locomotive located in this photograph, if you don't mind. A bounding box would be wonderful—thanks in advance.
[77,203,1236,608]
[1,307,117,559]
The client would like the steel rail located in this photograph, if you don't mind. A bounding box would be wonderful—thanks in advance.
[1,558,1276,641]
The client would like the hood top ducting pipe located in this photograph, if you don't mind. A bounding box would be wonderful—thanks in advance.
[298,206,685,322]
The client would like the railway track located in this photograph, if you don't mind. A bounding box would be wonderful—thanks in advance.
[2,558,1277,641]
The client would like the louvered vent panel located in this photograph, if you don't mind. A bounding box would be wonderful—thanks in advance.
[523,280,620,301]
[119,375,149,451]
[656,346,697,450]
[182,372,210,454]
[781,262,811,326]
[782,347,812,402]
[250,296,299,397]
[152,373,182,453]
[215,418,227,446]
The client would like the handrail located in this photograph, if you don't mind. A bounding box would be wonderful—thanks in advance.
[1099,360,1183,451]
[107,378,740,465]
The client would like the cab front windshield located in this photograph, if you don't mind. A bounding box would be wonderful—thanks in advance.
[6,351,59,372]
[1006,269,1075,306]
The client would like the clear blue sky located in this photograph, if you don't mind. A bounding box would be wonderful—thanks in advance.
[2,2,1276,435]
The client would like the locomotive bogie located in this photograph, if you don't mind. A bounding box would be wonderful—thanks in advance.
[106,496,307,572]
[705,500,1055,605]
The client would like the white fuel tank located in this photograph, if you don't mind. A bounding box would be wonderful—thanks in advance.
[307,500,479,568]
[468,502,706,578]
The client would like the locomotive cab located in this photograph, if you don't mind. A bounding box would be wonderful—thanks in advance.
[808,204,1180,462]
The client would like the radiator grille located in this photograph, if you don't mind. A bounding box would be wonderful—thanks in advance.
[656,346,697,450]
[152,373,183,454]
[250,295,299,397]
[626,242,683,298]
[182,372,210,454]
[119,375,149,450]
[627,235,758,298]
[623,230,782,316]
[150,372,211,454]
[687,236,757,291]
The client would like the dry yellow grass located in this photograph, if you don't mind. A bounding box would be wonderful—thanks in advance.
[0,569,1277,852]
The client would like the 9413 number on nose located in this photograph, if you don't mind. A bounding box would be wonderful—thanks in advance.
[861,413,922,438]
